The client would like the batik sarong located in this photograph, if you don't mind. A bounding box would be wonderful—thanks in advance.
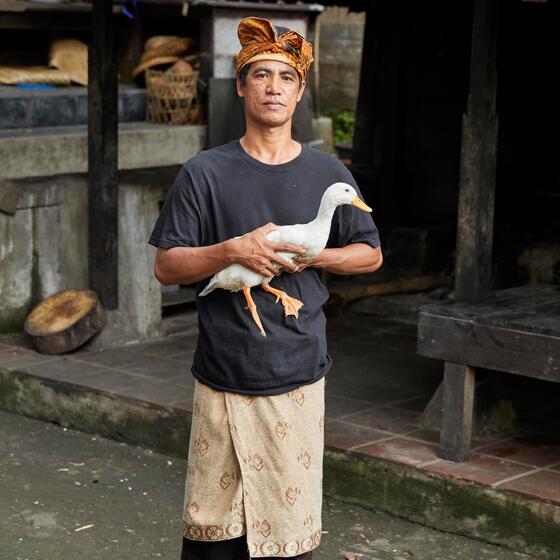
[182,375,325,558]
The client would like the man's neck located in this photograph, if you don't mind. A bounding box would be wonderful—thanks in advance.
[240,122,301,165]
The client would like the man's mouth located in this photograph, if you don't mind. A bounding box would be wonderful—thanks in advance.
[264,101,285,108]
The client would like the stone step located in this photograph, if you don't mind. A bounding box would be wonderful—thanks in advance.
[0,121,205,179]
[0,85,146,129]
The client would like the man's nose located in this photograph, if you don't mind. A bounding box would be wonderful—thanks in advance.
[266,75,282,94]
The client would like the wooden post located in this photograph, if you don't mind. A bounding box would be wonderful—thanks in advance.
[455,0,499,302]
[88,0,119,310]
[351,0,403,240]
[440,362,476,461]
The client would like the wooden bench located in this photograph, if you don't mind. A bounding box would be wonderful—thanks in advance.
[417,284,560,461]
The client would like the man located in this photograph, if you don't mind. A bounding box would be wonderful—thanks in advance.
[148,16,383,560]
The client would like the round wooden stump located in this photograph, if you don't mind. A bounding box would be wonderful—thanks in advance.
[24,290,106,354]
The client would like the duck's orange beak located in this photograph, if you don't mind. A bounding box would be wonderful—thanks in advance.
[352,197,372,212]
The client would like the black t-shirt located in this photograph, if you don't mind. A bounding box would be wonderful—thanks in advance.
[148,139,381,395]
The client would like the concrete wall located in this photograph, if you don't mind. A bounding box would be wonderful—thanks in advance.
[87,169,180,349]
[0,176,87,333]
[0,123,205,180]
[318,7,365,113]
[0,171,170,346]
[0,125,205,346]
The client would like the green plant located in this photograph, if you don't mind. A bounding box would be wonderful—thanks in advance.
[322,109,355,145]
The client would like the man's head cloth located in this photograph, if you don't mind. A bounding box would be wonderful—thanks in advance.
[236,17,314,81]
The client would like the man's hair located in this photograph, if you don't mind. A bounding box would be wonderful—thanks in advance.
[237,62,303,88]
[238,63,252,88]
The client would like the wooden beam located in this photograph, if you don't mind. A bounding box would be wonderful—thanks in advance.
[88,0,119,310]
[455,0,499,302]
[440,362,476,462]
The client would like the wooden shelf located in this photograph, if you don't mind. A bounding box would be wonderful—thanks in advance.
[0,1,119,13]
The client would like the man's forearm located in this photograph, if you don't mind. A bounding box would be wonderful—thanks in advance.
[312,243,383,275]
[154,223,308,286]
[154,240,234,285]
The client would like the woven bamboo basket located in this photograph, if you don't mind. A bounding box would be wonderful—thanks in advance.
[145,69,199,125]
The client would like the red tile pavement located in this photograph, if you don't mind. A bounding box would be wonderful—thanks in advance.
[325,420,393,450]
[385,395,432,412]
[474,435,560,468]
[337,406,419,434]
[402,428,512,451]
[353,437,439,467]
[423,453,536,486]
[325,394,373,420]
[399,428,442,443]
[497,469,560,504]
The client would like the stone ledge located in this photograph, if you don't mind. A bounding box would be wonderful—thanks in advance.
[0,367,191,457]
[324,448,560,560]
[0,122,206,180]
[1,366,559,559]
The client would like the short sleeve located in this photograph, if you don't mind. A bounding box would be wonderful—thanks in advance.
[326,165,381,250]
[148,165,205,249]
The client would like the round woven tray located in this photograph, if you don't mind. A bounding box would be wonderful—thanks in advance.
[145,69,199,125]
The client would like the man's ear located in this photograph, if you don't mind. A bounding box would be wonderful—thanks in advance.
[296,80,306,103]
[236,76,245,98]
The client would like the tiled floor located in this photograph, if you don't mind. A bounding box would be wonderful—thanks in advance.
[2,313,560,507]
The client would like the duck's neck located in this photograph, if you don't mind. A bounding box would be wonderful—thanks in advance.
[311,196,338,231]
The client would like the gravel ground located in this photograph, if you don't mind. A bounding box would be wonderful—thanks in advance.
[0,410,533,560]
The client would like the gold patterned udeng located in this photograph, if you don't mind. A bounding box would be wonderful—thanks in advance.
[236,17,314,81]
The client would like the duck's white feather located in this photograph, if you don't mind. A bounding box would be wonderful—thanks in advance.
[199,182,362,296]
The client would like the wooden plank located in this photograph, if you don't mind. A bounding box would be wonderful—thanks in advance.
[88,0,119,310]
[454,0,499,302]
[417,313,560,383]
[0,0,97,12]
[0,13,91,29]
[329,274,453,305]
[440,362,476,462]
[419,285,560,323]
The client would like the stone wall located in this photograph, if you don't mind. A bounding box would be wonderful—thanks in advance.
[0,171,170,346]
[0,124,205,345]
[0,176,87,333]
[317,7,365,113]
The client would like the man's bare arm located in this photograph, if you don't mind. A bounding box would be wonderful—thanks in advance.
[154,222,307,285]
[292,243,383,275]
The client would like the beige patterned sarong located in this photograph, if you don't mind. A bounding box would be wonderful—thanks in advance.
[183,375,326,558]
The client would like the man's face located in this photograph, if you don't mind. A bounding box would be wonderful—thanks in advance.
[236,60,305,128]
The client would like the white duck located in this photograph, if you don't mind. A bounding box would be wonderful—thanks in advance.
[199,182,372,336]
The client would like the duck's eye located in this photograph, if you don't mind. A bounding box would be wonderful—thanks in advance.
[345,189,349,192]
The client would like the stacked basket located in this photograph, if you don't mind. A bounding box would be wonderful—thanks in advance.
[132,36,201,125]
[145,67,199,125]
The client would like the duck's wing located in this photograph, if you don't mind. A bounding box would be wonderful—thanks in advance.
[266,224,308,246]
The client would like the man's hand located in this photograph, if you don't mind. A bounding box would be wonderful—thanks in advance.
[226,222,307,278]
[290,253,319,273]
[289,244,383,275]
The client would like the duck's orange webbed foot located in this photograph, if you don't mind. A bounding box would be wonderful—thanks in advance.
[242,285,266,337]
[261,283,304,318]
